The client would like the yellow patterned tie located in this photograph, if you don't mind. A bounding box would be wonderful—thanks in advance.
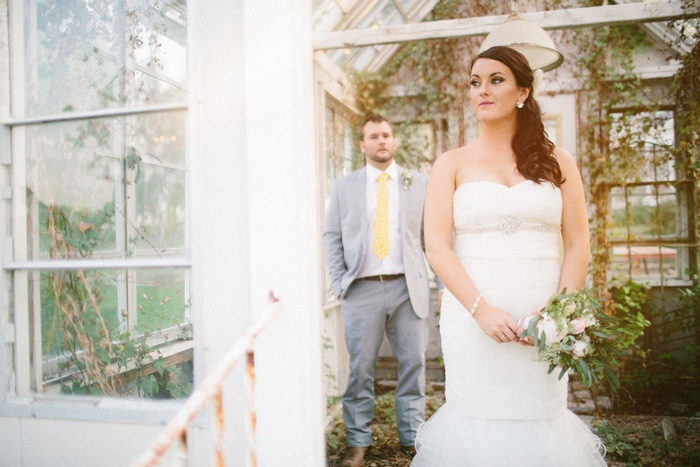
[373,172,390,259]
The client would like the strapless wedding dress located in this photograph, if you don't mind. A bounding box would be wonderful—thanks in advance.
[412,180,606,466]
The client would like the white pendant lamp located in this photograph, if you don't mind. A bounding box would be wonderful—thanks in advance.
[479,2,564,72]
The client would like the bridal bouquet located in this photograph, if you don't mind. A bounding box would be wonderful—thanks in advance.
[518,289,623,391]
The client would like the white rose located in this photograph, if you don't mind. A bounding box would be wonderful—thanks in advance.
[572,339,590,358]
[563,300,576,317]
[540,315,567,345]
[582,314,598,328]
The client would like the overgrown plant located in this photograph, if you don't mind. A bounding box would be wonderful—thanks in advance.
[43,202,191,398]
[572,17,653,298]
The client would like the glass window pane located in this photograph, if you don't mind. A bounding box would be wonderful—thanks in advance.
[34,268,192,398]
[610,246,686,283]
[325,106,356,185]
[357,0,400,29]
[24,0,187,117]
[130,112,187,252]
[26,119,121,257]
[610,185,679,241]
[135,268,189,331]
[25,111,187,260]
[610,111,675,182]
[543,116,560,146]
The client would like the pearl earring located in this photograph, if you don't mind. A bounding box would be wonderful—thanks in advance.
[516,101,524,109]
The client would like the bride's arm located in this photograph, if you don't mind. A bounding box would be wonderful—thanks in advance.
[555,148,591,292]
[425,152,521,342]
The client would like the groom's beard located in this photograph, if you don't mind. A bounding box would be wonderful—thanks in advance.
[367,148,394,164]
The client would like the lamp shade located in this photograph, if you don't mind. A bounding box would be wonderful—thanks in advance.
[479,15,564,72]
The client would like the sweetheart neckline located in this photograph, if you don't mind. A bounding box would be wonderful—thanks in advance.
[455,179,534,192]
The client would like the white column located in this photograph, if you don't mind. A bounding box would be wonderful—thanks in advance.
[189,0,251,464]
[243,1,325,466]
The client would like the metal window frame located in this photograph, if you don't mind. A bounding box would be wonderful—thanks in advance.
[606,109,696,287]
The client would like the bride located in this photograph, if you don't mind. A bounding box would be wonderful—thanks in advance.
[413,46,607,466]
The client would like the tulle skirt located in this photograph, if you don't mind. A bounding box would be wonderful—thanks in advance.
[412,402,607,467]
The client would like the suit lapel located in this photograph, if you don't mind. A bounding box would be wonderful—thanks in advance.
[350,168,368,248]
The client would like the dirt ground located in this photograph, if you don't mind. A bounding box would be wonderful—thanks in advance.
[325,387,700,467]
[596,414,700,466]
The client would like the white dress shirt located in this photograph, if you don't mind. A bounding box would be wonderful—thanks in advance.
[357,161,404,278]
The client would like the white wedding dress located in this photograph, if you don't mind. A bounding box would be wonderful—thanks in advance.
[412,180,606,466]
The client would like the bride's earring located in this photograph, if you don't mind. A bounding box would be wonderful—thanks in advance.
[516,101,524,109]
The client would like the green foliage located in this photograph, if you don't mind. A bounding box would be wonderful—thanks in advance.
[594,423,641,463]
[349,70,391,117]
[670,5,700,180]
[609,280,653,352]
[607,278,700,414]
[595,420,700,466]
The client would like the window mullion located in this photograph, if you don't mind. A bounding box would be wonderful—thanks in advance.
[10,125,30,395]
[28,182,41,393]
[9,0,29,393]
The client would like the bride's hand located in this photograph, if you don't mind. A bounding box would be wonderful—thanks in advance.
[472,302,522,344]
[516,310,542,346]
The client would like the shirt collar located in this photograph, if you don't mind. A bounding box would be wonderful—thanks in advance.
[366,160,398,181]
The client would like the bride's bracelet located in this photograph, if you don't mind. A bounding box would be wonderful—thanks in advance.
[470,294,483,317]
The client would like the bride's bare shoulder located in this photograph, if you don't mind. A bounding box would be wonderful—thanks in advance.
[434,144,476,170]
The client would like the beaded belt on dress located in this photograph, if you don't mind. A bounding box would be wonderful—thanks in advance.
[454,216,561,236]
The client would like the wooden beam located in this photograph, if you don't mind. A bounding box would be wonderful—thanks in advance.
[312,1,698,50]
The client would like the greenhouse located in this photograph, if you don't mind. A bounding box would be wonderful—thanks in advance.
[0,0,697,466]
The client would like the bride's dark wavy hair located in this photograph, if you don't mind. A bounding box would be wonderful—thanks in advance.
[471,46,565,187]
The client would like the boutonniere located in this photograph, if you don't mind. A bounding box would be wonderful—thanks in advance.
[402,171,413,190]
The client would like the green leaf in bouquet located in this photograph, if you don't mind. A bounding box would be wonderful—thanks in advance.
[602,361,620,392]
[594,312,615,323]
[548,363,557,375]
[592,331,615,339]
[538,331,547,352]
[558,365,569,380]
[526,317,540,343]
[528,316,540,335]
[578,358,592,386]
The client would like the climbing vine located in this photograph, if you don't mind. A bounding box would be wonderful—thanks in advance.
[571,17,653,299]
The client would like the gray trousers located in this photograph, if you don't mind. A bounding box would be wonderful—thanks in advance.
[341,277,428,447]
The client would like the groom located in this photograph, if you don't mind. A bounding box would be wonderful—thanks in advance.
[323,113,434,466]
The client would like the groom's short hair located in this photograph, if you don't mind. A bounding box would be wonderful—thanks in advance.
[360,113,392,139]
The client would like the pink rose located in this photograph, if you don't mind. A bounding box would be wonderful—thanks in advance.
[540,315,567,345]
[569,319,587,334]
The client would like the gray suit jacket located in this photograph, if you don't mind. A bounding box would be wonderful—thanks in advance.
[323,165,431,319]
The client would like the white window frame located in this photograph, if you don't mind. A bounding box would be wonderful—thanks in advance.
[0,0,198,425]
